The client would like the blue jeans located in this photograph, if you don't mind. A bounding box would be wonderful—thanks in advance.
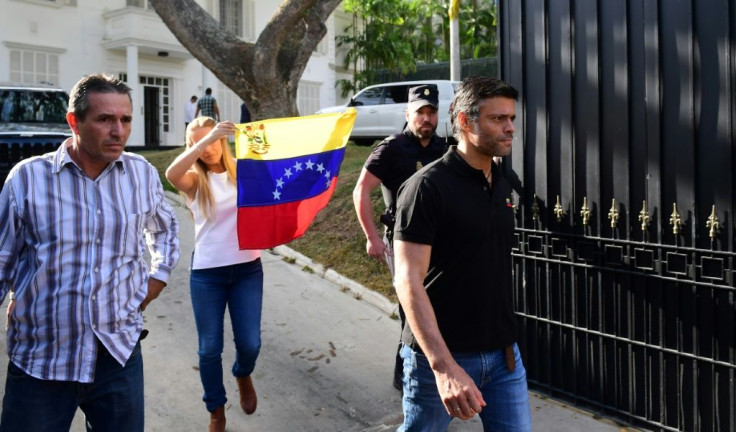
[399,343,532,432]
[190,259,264,413]
[0,342,144,432]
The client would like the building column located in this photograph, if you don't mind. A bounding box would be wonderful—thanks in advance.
[126,45,143,147]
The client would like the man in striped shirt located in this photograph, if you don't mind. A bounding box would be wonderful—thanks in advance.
[0,73,180,431]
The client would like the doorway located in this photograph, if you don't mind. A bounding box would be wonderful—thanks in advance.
[143,86,160,147]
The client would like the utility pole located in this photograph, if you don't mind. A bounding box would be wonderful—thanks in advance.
[449,0,461,80]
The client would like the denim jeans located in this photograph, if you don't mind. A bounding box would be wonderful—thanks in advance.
[399,343,532,432]
[190,258,264,413]
[0,342,144,432]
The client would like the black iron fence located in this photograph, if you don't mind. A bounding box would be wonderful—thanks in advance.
[499,1,735,431]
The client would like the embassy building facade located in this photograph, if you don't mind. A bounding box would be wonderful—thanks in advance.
[0,0,353,148]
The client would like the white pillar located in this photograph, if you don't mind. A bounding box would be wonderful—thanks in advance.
[202,65,217,96]
[126,45,143,147]
[449,0,461,81]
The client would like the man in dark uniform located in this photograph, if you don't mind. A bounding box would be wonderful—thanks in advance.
[352,84,448,391]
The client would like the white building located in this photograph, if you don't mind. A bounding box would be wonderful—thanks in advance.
[0,0,353,147]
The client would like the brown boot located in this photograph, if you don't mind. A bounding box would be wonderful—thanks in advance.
[208,406,226,432]
[236,375,257,414]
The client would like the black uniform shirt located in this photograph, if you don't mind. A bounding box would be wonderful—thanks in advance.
[363,129,447,212]
[394,146,518,353]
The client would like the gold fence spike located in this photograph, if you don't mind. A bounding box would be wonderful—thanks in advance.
[638,200,651,231]
[669,203,682,235]
[532,194,540,222]
[580,197,591,226]
[553,195,565,222]
[608,198,619,228]
[706,204,720,240]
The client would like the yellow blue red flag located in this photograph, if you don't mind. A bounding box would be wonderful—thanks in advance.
[235,109,356,249]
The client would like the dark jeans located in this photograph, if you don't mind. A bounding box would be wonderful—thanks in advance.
[0,342,144,432]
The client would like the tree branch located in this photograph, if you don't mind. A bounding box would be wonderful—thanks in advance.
[150,0,342,118]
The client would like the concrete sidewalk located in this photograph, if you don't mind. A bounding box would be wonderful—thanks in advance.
[0,194,642,431]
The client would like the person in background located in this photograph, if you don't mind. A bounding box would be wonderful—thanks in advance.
[165,117,263,432]
[186,95,198,131]
[352,84,448,392]
[0,73,180,431]
[240,101,251,124]
[195,88,220,122]
[393,76,532,431]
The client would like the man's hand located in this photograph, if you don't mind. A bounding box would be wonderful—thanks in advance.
[140,278,166,311]
[433,359,486,420]
[366,235,388,262]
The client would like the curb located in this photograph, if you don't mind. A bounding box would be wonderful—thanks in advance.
[272,245,399,318]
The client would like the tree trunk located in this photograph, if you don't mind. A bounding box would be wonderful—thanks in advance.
[149,0,342,120]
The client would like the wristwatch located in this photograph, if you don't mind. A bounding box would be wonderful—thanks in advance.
[8,291,15,301]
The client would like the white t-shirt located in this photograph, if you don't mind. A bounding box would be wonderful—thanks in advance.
[188,171,260,269]
[185,101,197,123]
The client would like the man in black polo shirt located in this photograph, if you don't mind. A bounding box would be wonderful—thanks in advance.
[353,84,448,391]
[393,76,531,431]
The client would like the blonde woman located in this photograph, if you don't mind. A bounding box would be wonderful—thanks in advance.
[166,117,261,432]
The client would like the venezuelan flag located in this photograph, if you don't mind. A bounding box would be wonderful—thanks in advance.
[235,109,356,249]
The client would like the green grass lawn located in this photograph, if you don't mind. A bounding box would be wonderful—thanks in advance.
[137,142,395,302]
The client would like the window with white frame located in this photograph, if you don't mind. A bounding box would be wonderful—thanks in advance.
[220,0,242,37]
[297,81,321,116]
[9,48,60,85]
[219,0,255,41]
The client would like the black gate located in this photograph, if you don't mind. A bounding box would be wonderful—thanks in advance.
[498,1,735,431]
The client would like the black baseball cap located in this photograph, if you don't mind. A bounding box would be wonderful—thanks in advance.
[407,84,439,112]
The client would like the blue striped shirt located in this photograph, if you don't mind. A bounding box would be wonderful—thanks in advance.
[0,139,180,383]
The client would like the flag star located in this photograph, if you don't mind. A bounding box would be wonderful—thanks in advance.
[324,170,331,179]
[293,161,303,171]
[316,163,325,173]
[272,189,281,200]
[284,168,293,178]
[305,160,315,170]
[325,178,331,188]
[276,178,285,188]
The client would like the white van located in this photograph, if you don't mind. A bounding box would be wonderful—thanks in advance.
[316,80,459,145]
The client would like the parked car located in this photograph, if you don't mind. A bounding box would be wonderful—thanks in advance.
[0,83,71,188]
[317,80,460,145]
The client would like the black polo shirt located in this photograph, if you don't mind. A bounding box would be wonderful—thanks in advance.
[364,129,448,212]
[394,146,518,353]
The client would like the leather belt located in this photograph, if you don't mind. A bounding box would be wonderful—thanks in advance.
[504,345,515,372]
